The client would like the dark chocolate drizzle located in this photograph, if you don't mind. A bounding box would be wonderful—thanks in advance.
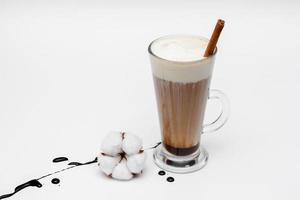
[0,179,42,199]
[152,142,162,149]
[144,142,161,150]
[0,157,97,199]
[52,157,68,163]
[68,157,97,166]
[0,141,161,199]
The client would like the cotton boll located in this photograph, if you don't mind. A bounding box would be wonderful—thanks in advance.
[98,131,147,181]
[126,152,146,174]
[101,131,123,156]
[112,159,133,180]
[122,133,142,155]
[97,154,121,176]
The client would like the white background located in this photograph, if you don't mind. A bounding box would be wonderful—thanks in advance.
[0,0,300,199]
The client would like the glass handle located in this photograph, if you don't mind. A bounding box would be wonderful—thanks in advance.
[202,89,230,134]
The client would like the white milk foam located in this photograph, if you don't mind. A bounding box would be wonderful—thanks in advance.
[149,35,215,83]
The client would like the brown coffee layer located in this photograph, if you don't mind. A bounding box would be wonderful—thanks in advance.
[153,76,210,151]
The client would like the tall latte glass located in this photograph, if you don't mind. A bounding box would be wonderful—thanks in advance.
[149,35,229,173]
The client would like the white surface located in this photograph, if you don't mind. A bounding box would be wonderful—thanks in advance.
[0,0,300,200]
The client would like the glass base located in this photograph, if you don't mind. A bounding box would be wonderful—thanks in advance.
[153,144,208,174]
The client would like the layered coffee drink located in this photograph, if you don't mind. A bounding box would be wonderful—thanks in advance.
[149,35,215,156]
[153,77,210,156]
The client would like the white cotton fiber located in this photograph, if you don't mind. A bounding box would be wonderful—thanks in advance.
[97,154,121,176]
[122,133,143,155]
[101,131,123,156]
[112,159,133,181]
[126,152,146,174]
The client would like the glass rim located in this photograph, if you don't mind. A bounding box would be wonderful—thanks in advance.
[148,34,218,64]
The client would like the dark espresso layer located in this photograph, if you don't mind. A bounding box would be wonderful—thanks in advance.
[164,143,199,156]
[153,76,210,153]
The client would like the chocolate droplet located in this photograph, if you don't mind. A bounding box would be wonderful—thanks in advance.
[158,170,166,176]
[167,177,174,182]
[51,178,60,184]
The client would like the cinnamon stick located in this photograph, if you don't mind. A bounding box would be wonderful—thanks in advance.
[204,19,225,57]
